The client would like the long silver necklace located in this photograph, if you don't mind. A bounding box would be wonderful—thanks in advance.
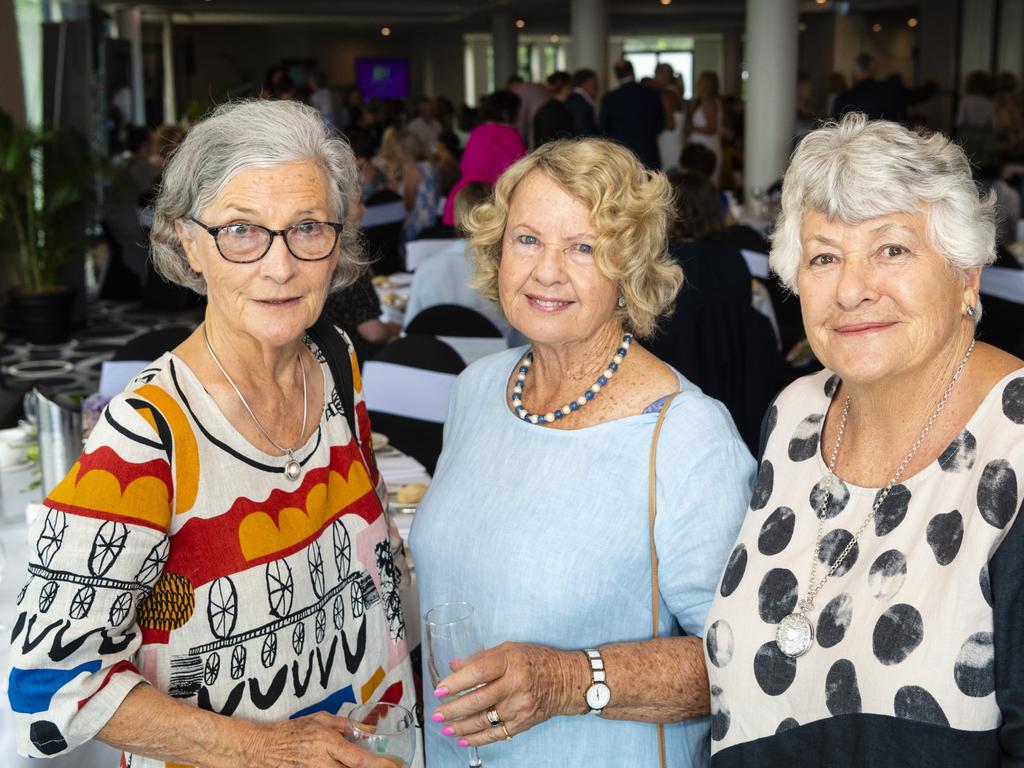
[776,339,976,658]
[203,326,308,481]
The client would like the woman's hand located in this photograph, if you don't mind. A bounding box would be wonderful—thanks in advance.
[248,712,400,768]
[431,642,589,748]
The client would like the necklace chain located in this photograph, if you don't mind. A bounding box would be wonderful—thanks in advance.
[800,338,976,613]
[203,326,309,459]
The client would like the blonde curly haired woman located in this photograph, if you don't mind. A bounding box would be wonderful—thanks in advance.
[411,138,754,767]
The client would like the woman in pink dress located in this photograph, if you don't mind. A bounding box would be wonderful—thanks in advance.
[442,90,526,225]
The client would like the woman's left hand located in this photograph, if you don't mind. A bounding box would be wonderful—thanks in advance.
[431,642,588,747]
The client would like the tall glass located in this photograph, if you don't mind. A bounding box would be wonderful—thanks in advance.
[425,602,484,768]
[346,701,416,767]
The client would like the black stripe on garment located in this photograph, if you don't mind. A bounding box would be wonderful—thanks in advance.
[710,713,1002,767]
[168,357,322,473]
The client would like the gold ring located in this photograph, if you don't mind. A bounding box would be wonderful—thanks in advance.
[485,708,502,727]
[501,722,512,741]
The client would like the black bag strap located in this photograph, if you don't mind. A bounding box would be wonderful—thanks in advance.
[306,319,358,443]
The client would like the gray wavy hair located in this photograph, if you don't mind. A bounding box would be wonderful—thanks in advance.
[151,99,364,294]
[770,113,996,294]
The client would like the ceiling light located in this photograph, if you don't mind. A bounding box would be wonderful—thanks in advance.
[815,0,826,4]
[515,19,525,29]
[381,26,391,36]
[550,34,560,43]
[871,23,882,32]
[660,0,672,6]
[907,17,918,28]
[798,22,807,32]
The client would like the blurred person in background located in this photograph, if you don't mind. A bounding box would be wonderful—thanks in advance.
[565,68,600,136]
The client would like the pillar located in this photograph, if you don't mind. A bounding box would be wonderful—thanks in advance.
[570,0,608,82]
[744,0,798,200]
[491,12,517,89]
[118,7,145,125]
[162,14,176,124]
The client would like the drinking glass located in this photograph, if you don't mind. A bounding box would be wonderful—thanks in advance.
[346,701,416,767]
[425,601,484,768]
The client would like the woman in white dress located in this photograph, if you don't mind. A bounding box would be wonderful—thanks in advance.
[686,71,723,183]
[655,63,686,172]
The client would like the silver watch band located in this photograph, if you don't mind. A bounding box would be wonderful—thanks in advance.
[583,648,607,714]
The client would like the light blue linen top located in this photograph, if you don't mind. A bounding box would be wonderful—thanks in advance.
[409,347,755,767]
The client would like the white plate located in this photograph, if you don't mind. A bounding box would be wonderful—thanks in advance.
[385,272,413,287]
[371,432,389,451]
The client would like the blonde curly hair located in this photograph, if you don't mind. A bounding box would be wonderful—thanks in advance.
[464,138,683,338]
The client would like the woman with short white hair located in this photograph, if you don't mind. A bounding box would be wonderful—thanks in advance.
[704,113,1024,766]
[8,99,412,768]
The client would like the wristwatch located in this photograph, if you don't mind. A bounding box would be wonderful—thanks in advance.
[582,648,611,714]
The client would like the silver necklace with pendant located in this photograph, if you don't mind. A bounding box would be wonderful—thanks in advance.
[776,339,976,658]
[204,326,308,481]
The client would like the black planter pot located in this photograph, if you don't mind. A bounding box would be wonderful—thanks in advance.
[14,287,75,345]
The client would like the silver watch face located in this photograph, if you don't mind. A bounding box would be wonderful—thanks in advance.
[586,682,611,710]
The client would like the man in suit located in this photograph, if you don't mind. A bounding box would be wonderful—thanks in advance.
[565,68,599,136]
[599,59,664,169]
[831,52,937,123]
[533,71,576,146]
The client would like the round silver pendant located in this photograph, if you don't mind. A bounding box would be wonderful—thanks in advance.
[776,612,814,657]
[284,459,301,480]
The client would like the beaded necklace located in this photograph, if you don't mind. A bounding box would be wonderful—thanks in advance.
[511,334,633,425]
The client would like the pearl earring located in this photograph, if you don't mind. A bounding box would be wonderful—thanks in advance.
[965,305,976,318]
[617,296,626,309]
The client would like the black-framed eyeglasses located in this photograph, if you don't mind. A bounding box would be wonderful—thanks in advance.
[187,216,343,263]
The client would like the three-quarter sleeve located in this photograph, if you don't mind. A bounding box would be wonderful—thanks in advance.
[989,500,1024,760]
[7,393,172,758]
[655,394,755,637]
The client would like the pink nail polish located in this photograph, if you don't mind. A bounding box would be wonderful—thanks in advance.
[458,739,470,747]
[431,712,445,723]
[434,686,449,698]
[441,725,456,737]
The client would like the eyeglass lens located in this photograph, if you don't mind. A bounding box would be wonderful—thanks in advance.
[216,222,338,262]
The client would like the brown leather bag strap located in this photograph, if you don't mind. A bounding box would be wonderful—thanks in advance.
[648,392,679,768]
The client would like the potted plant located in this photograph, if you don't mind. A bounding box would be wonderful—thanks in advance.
[0,107,95,344]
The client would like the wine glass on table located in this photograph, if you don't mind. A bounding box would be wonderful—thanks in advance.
[425,601,484,768]
[346,701,416,767]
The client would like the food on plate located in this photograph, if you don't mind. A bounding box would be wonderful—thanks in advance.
[395,483,428,504]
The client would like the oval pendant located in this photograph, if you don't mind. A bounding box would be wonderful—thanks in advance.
[284,459,301,480]
[776,612,814,657]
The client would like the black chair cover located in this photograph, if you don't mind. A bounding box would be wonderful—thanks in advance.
[405,304,503,338]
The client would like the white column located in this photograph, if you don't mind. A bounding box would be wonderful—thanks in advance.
[161,14,176,125]
[118,7,145,125]
[570,0,608,79]
[491,12,517,89]
[744,0,798,200]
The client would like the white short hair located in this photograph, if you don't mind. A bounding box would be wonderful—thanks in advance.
[770,113,996,295]
[151,99,364,295]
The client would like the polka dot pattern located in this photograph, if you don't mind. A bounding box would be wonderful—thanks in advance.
[702,367,1024,757]
[750,461,774,511]
[825,659,862,715]
[788,414,824,462]
[757,507,795,556]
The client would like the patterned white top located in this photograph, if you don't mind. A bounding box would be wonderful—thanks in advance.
[703,367,1024,765]
[7,328,417,767]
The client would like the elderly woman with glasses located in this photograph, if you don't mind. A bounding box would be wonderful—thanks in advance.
[410,138,754,767]
[703,114,1024,767]
[7,100,413,768]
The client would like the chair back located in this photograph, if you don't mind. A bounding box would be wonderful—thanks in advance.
[362,190,406,275]
[362,336,466,473]
[406,304,503,338]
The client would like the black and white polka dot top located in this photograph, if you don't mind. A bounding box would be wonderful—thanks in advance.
[704,367,1024,768]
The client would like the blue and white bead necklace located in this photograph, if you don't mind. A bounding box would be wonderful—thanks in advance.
[511,334,633,425]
